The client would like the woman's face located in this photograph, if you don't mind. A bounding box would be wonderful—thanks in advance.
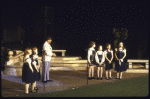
[34,49,38,54]
[107,45,111,49]
[99,46,102,50]
[119,42,123,47]
[29,50,32,55]
[93,44,96,48]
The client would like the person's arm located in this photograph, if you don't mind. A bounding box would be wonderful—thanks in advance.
[115,48,119,60]
[104,51,111,62]
[121,49,126,60]
[101,52,105,64]
[95,52,99,64]
[110,50,113,62]
[87,49,91,64]
[32,61,39,72]
[26,58,34,73]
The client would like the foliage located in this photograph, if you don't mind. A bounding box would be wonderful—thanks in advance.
[112,28,128,48]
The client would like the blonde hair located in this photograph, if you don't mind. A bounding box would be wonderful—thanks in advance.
[23,48,31,62]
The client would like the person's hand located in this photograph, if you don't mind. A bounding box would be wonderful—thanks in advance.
[31,69,34,73]
[99,63,101,66]
[89,62,91,64]
[52,53,56,57]
[109,61,111,64]
[36,69,39,72]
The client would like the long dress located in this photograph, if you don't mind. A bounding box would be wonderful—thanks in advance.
[115,49,127,72]
[22,56,35,83]
[104,50,113,70]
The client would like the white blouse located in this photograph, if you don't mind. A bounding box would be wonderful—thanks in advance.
[43,41,53,61]
[95,51,105,64]
[104,50,113,55]
[87,47,95,62]
[115,48,126,53]
[24,55,31,64]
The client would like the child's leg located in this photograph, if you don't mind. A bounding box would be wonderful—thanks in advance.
[117,72,119,78]
[88,66,92,77]
[97,67,100,78]
[105,70,108,78]
[91,66,94,77]
[120,72,122,79]
[109,70,112,78]
[100,67,103,78]
[25,83,29,93]
[31,81,36,91]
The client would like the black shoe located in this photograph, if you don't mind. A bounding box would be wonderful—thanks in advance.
[109,77,112,79]
[119,78,122,80]
[116,77,119,79]
[100,78,103,80]
[92,77,96,79]
[96,77,100,80]
[43,81,47,83]
[88,77,92,80]
[34,87,39,90]
[47,80,53,82]
[30,90,37,93]
[106,77,109,80]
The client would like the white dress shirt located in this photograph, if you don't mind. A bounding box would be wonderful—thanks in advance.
[42,41,53,62]
[87,47,95,63]
[95,51,105,64]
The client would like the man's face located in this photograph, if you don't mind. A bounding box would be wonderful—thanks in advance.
[47,39,52,44]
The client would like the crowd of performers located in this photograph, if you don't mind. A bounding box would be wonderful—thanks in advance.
[22,36,56,94]
[21,36,127,94]
[87,41,127,80]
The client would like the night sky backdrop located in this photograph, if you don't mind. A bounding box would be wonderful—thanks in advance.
[1,0,149,60]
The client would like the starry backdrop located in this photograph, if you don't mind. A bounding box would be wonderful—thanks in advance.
[1,0,149,60]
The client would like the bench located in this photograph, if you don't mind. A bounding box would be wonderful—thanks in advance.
[52,50,66,56]
[127,59,149,69]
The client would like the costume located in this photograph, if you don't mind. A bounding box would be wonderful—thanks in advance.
[88,47,96,66]
[104,50,113,70]
[95,51,105,67]
[22,55,35,83]
[42,41,53,82]
[114,48,127,72]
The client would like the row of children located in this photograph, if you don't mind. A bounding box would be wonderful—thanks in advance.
[22,47,41,94]
[88,41,127,80]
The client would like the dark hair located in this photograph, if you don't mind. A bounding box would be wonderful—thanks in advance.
[106,43,112,51]
[118,42,126,50]
[89,41,96,47]
[46,36,52,40]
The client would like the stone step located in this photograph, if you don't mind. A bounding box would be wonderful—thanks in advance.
[38,56,82,61]
[50,60,87,64]
[50,63,88,67]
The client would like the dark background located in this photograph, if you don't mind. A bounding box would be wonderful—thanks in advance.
[1,0,149,60]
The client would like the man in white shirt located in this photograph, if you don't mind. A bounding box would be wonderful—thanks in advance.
[42,37,56,83]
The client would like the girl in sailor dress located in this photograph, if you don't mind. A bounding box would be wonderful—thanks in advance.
[22,48,36,94]
[32,47,41,91]
[115,42,127,79]
[95,45,105,80]
[104,43,113,80]
[87,41,96,80]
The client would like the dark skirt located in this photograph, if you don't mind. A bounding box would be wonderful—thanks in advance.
[22,63,35,83]
[32,65,41,81]
[96,62,104,67]
[105,60,113,70]
[115,60,127,72]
